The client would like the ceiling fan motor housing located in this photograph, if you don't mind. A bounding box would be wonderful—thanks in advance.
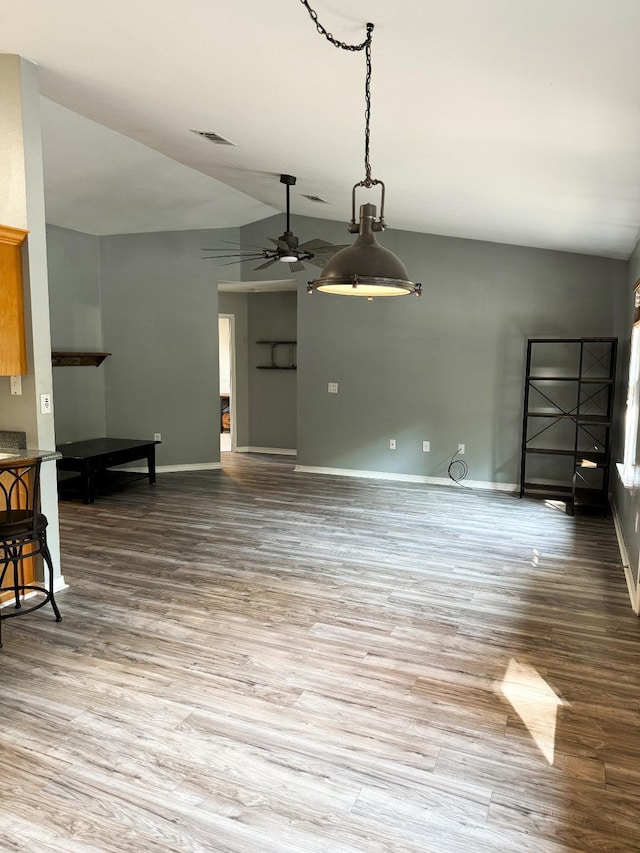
[280,232,300,251]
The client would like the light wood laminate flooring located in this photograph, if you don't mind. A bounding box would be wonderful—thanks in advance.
[1,453,639,852]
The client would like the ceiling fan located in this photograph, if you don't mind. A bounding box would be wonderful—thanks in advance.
[202,174,348,273]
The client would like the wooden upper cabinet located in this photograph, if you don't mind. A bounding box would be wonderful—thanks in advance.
[0,224,28,376]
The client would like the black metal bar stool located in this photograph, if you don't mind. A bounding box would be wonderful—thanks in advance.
[0,456,62,648]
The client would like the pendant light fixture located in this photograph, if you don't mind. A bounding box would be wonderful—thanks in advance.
[300,2,422,298]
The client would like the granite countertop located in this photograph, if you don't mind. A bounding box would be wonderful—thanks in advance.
[0,430,60,463]
[0,447,61,463]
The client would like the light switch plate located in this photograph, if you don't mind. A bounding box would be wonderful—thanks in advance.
[10,376,22,395]
[328,382,338,394]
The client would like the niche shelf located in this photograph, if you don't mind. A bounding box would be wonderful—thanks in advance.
[256,341,297,370]
[52,351,111,367]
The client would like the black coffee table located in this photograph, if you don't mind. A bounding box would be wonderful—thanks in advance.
[56,437,160,504]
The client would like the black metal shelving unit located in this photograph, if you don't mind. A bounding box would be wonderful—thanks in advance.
[519,337,617,515]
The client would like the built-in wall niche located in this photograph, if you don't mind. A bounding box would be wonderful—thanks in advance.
[256,341,297,369]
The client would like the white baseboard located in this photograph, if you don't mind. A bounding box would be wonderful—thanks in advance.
[121,462,222,473]
[0,574,68,611]
[293,464,518,493]
[54,574,68,593]
[610,501,640,615]
[236,447,297,456]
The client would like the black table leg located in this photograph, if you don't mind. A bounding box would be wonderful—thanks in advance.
[81,462,95,505]
[147,447,157,485]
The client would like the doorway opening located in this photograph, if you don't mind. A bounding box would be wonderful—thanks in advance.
[219,314,235,453]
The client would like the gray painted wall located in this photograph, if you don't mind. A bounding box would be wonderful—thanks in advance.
[248,291,297,450]
[39,195,639,611]
[241,213,626,483]
[45,208,628,489]
[47,224,107,442]
[98,228,239,466]
[218,291,249,449]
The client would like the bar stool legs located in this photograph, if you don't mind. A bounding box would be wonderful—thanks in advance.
[41,538,62,623]
[0,536,62,647]
[0,457,63,648]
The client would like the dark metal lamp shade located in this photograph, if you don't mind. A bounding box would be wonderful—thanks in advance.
[307,204,422,298]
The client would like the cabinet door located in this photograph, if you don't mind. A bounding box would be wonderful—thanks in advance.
[0,466,36,604]
[0,225,28,376]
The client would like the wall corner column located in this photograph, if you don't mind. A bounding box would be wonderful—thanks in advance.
[0,54,61,583]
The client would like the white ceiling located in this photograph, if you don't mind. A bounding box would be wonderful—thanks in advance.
[219,279,296,294]
[40,99,279,234]
[4,0,640,258]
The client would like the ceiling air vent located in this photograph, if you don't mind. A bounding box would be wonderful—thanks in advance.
[302,194,328,203]
[191,130,237,146]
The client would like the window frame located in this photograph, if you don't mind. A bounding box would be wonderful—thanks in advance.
[621,280,640,487]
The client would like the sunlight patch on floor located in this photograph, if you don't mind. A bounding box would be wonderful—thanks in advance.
[500,658,565,764]
[544,499,569,514]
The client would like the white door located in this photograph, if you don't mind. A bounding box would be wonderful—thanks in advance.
[218,314,235,452]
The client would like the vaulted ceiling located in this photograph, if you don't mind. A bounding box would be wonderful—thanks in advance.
[4,0,640,258]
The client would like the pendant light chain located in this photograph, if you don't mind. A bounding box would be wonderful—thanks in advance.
[299,1,375,187]
[301,1,422,298]
[364,31,373,186]
[298,0,371,52]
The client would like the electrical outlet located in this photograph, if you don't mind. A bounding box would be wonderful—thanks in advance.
[10,375,22,395]
[40,393,52,414]
[154,433,162,442]
[328,382,338,394]
[458,443,465,455]
[389,439,396,450]
[422,441,430,452]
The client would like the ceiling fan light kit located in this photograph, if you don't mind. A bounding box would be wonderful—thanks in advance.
[300,1,422,299]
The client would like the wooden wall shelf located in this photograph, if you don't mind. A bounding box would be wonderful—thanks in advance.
[52,352,111,367]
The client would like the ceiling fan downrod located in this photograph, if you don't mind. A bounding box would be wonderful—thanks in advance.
[280,173,296,238]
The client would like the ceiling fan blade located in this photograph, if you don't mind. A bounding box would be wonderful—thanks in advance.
[254,259,279,271]
[304,256,329,269]
[219,240,270,250]
[218,256,266,266]
[267,237,280,247]
[306,254,345,268]
[297,238,333,252]
[288,261,305,273]
[313,244,350,254]
[202,252,269,259]
[303,245,349,268]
